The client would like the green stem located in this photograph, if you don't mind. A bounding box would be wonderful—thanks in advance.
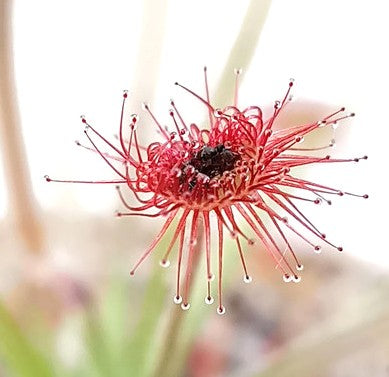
[151,220,204,377]
[128,0,169,115]
[212,0,272,107]
[150,305,185,377]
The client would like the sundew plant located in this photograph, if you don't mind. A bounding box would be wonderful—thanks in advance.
[46,71,368,314]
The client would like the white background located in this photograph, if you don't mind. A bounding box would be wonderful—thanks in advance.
[1,0,388,266]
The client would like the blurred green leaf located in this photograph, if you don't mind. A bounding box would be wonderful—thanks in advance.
[0,301,56,377]
[82,235,170,377]
[84,310,117,377]
[121,265,167,377]
[83,277,130,377]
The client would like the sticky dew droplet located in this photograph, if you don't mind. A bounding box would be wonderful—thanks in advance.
[214,108,223,117]
[317,120,326,127]
[244,275,253,284]
[159,259,170,268]
[130,114,139,129]
[283,274,292,283]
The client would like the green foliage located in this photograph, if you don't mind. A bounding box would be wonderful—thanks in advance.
[0,301,56,377]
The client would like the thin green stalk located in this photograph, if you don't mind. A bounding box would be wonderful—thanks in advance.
[150,305,185,377]
[127,0,169,115]
[151,220,204,377]
[212,0,272,107]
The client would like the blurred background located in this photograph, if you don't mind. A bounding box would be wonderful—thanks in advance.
[0,0,388,376]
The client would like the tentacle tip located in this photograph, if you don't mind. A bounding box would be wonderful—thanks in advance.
[207,273,215,282]
[123,90,128,98]
[173,295,182,304]
[203,66,207,72]
[314,246,322,254]
[230,231,238,239]
[159,259,170,268]
[292,275,301,283]
[363,194,369,199]
[244,275,253,284]
[115,211,122,217]
[74,140,81,146]
[337,246,343,252]
[296,264,304,271]
[44,175,51,182]
[217,306,226,315]
[129,270,135,276]
[174,82,179,86]
[283,274,292,283]
[340,106,346,111]
[181,303,190,311]
[130,114,138,124]
[205,296,214,305]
